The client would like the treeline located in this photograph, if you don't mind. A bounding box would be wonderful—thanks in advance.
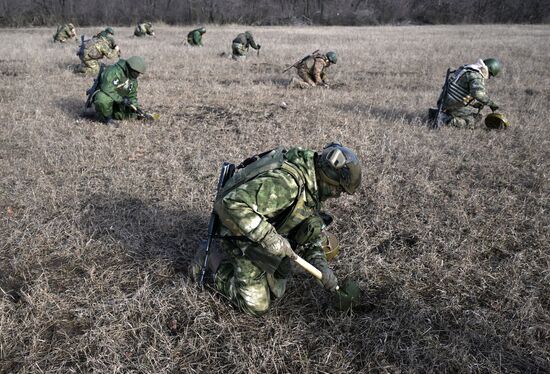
[1,0,549,27]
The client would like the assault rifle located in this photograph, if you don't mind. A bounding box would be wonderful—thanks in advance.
[200,162,235,288]
[433,68,451,129]
[282,49,319,73]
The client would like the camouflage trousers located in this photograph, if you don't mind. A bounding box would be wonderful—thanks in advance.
[214,242,289,316]
[445,106,483,129]
[231,42,247,60]
[93,91,137,121]
[74,58,101,76]
[288,77,314,89]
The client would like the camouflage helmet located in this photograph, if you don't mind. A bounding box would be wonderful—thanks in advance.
[199,26,206,33]
[326,51,337,64]
[68,23,75,29]
[126,56,147,74]
[483,58,502,77]
[317,142,361,194]
[105,27,114,35]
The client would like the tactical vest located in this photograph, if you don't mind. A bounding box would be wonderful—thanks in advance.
[219,147,319,236]
[445,67,481,107]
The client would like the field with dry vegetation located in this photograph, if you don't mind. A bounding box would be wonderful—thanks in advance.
[1,24,549,373]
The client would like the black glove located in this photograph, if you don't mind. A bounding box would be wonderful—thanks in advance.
[257,44,261,49]
[489,102,499,112]
[122,97,132,108]
[472,102,484,109]
[319,266,338,292]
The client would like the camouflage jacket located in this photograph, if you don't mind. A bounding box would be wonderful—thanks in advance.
[97,59,139,108]
[215,148,329,272]
[53,24,76,42]
[187,29,204,46]
[442,68,496,110]
[297,54,329,85]
[232,33,259,50]
[134,23,154,37]
[80,37,118,61]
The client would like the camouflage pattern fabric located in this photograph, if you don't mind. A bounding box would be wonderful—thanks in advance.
[92,59,139,120]
[75,37,119,76]
[187,28,204,46]
[295,54,330,87]
[212,148,331,316]
[231,32,259,59]
[53,24,76,43]
[134,23,154,37]
[439,67,497,128]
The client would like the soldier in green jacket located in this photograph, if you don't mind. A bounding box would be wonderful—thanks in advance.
[191,143,362,316]
[231,31,261,61]
[53,23,77,43]
[75,35,120,76]
[187,27,206,46]
[435,58,502,128]
[134,22,155,37]
[91,56,146,125]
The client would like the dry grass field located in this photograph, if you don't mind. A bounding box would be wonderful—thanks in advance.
[1,24,549,373]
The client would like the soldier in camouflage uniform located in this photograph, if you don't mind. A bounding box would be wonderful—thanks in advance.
[192,143,361,316]
[231,31,261,61]
[95,27,115,40]
[53,23,77,43]
[134,22,155,37]
[75,34,120,76]
[289,51,337,89]
[90,56,146,125]
[435,58,502,128]
[187,27,206,46]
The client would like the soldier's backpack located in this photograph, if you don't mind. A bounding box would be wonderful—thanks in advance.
[77,36,103,59]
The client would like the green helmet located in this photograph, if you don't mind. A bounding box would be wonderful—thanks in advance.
[245,31,253,39]
[105,27,114,35]
[126,56,147,74]
[326,51,337,64]
[483,58,502,77]
[199,27,206,34]
[317,142,361,194]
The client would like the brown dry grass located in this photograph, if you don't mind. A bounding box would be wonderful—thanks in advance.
[1,24,549,373]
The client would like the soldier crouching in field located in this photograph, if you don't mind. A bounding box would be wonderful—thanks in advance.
[85,56,147,127]
[134,22,155,37]
[231,31,261,61]
[431,58,502,128]
[53,23,77,43]
[288,51,337,89]
[191,143,361,316]
[74,34,120,76]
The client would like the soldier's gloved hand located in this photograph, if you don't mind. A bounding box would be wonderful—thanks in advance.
[257,44,261,49]
[319,266,338,292]
[489,103,499,112]
[472,102,484,109]
[122,97,132,108]
[260,230,294,258]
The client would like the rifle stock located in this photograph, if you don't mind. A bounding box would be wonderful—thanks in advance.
[434,68,451,129]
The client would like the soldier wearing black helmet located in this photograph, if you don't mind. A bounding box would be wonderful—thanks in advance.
[190,143,361,316]
[433,58,502,128]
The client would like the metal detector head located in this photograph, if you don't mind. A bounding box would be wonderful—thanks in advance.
[485,112,509,129]
[334,279,361,311]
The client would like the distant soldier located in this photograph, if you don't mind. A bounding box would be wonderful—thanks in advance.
[431,58,502,128]
[190,143,362,316]
[288,51,337,88]
[75,35,120,76]
[134,22,155,37]
[231,31,261,61]
[53,23,77,43]
[95,27,115,40]
[88,56,147,126]
[187,27,206,46]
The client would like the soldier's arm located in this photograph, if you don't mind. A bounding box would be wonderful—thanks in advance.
[469,75,496,106]
[101,43,119,60]
[248,35,259,50]
[128,80,139,107]
[193,31,201,46]
[312,59,325,84]
[215,170,299,244]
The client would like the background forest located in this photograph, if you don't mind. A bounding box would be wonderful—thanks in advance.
[1,0,549,27]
